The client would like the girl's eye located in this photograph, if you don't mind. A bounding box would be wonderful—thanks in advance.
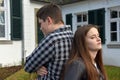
[90,36,95,39]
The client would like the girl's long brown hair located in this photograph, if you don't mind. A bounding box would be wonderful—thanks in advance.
[62,24,107,80]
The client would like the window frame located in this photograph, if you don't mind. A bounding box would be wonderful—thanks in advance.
[76,12,88,28]
[110,10,120,42]
[0,0,10,40]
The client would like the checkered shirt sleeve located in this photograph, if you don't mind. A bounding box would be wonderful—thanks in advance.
[24,36,55,73]
[24,25,73,80]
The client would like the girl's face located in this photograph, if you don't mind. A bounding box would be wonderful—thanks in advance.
[86,27,102,52]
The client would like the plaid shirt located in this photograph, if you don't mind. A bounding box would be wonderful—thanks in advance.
[24,25,73,80]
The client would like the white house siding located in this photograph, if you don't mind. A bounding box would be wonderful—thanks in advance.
[22,0,46,58]
[0,0,45,66]
[0,0,22,66]
[103,46,120,66]
[0,41,22,66]
[61,0,120,67]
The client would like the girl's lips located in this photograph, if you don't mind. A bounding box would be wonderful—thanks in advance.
[97,42,101,45]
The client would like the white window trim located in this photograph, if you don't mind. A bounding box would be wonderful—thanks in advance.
[110,10,120,42]
[107,7,120,48]
[0,0,10,40]
[75,12,88,27]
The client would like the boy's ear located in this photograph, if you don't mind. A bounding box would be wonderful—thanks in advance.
[47,16,53,24]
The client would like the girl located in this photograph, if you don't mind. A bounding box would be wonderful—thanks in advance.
[62,24,107,80]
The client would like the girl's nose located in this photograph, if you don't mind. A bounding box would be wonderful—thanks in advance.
[97,37,101,41]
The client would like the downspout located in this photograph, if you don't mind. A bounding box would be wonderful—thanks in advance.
[21,0,25,66]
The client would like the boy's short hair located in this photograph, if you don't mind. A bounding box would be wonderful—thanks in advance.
[36,3,64,24]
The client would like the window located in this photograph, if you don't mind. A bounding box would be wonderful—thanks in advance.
[0,0,5,38]
[119,11,120,18]
[66,14,73,30]
[0,11,5,37]
[77,14,82,22]
[0,0,10,40]
[110,22,117,41]
[110,10,120,42]
[76,12,88,28]
[110,11,117,18]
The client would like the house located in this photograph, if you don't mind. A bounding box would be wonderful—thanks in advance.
[0,0,23,66]
[0,0,120,67]
[61,0,120,67]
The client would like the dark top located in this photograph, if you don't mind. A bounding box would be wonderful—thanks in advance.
[63,59,104,80]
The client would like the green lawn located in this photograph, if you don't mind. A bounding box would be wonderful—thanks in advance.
[0,66,22,80]
[5,65,120,80]
[5,69,31,80]
[105,65,120,80]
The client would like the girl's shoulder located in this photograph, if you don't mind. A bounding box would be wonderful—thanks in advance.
[69,58,86,70]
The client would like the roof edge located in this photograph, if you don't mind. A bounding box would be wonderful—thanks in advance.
[30,0,86,5]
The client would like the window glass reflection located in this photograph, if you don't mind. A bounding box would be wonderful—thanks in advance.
[0,25,5,37]
[77,14,82,22]
[111,33,117,41]
[111,11,118,18]
[119,11,120,18]
[110,22,117,31]
[0,11,5,37]
[0,0,4,7]
[83,14,87,22]
[0,11,5,24]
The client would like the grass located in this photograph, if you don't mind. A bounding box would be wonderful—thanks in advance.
[3,65,120,80]
[0,65,22,80]
[105,65,120,80]
[5,69,38,80]
[5,69,31,80]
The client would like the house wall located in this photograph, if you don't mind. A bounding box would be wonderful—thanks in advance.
[61,0,120,66]
[0,0,22,66]
[0,0,45,66]
[0,41,22,66]
[22,0,46,57]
